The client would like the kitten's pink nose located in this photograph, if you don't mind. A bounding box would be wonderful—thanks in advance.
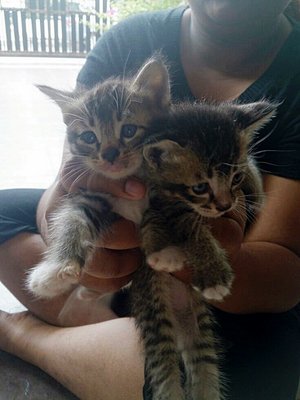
[102,147,120,164]
[215,202,232,212]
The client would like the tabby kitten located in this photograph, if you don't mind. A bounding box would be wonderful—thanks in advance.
[131,100,276,400]
[26,58,170,298]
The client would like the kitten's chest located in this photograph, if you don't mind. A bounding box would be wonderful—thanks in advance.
[102,193,149,225]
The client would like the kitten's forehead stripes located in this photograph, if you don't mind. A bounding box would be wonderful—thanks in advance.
[82,82,132,124]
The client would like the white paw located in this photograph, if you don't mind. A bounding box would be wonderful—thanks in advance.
[26,260,80,299]
[57,263,81,281]
[202,285,231,301]
[147,246,186,272]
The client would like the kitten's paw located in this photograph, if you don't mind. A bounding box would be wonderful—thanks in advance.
[26,261,80,299]
[57,263,81,282]
[147,246,186,272]
[202,285,231,301]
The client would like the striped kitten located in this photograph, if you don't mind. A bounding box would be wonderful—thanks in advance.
[131,101,276,400]
[26,58,170,298]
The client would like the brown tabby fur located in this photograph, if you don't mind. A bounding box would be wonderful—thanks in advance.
[131,100,275,400]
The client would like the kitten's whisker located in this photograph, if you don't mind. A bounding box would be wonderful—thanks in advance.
[222,162,245,168]
[63,112,86,121]
[248,129,275,154]
[112,89,121,115]
[62,166,85,183]
[119,55,134,117]
[252,149,292,156]
[68,169,91,193]
[80,100,91,120]
[61,170,87,190]
[234,204,258,224]
[236,194,260,207]
[122,51,131,82]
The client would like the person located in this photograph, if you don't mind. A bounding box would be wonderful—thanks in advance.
[0,0,300,399]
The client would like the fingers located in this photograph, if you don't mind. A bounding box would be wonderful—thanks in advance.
[60,157,146,200]
[172,267,193,285]
[84,248,142,279]
[79,248,142,293]
[100,220,140,250]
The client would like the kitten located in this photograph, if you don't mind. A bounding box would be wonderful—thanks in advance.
[131,100,276,400]
[26,57,170,298]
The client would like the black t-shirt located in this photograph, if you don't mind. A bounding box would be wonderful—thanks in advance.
[77,6,300,180]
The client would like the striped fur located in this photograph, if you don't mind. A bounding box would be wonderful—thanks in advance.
[131,101,275,399]
[26,57,170,298]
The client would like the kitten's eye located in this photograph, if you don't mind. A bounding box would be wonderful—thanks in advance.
[192,183,209,195]
[121,124,138,139]
[232,172,244,186]
[80,131,97,145]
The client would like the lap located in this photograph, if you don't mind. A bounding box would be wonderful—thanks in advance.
[1,189,299,399]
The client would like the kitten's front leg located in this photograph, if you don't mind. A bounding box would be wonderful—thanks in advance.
[141,208,186,273]
[27,193,117,299]
[186,226,233,302]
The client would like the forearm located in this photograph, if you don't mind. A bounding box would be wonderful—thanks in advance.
[0,314,144,400]
[216,241,300,314]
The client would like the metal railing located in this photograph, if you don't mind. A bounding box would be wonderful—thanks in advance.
[0,0,108,57]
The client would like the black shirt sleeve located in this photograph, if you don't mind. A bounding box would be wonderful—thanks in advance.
[255,76,300,180]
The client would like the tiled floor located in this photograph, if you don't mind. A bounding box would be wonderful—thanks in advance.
[0,56,84,399]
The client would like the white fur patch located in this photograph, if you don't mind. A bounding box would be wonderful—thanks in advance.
[26,261,80,299]
[202,285,231,301]
[147,246,186,272]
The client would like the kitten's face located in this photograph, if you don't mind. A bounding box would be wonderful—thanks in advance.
[144,101,275,218]
[145,139,247,218]
[64,80,159,179]
[37,58,170,179]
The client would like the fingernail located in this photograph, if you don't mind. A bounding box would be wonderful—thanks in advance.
[125,179,145,198]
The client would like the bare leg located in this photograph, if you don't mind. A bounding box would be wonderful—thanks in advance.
[0,233,116,326]
[0,311,144,400]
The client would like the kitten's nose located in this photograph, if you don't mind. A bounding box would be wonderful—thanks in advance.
[102,147,120,164]
[215,202,232,212]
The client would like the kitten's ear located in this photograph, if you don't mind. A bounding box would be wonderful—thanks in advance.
[143,139,181,169]
[234,101,277,139]
[36,84,74,110]
[132,58,170,108]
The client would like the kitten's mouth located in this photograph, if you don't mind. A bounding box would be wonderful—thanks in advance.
[91,156,142,179]
[101,161,126,173]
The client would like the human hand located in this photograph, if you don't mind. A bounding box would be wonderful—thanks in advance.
[37,150,146,295]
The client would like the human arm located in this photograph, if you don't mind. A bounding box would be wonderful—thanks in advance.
[211,174,300,314]
[174,174,300,314]
[0,311,144,400]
